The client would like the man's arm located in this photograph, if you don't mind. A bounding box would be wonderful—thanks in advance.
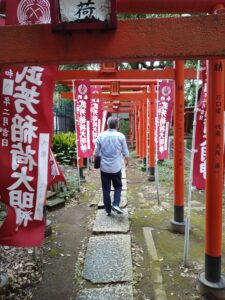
[93,136,101,157]
[124,157,129,168]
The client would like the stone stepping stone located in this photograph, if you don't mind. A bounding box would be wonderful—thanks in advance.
[111,180,127,191]
[82,235,133,283]
[93,208,129,233]
[111,186,127,191]
[46,197,65,208]
[76,285,133,300]
[89,191,102,207]
[98,195,127,209]
[122,169,127,179]
[47,190,57,199]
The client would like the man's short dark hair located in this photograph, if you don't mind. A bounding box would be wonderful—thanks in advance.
[107,117,119,129]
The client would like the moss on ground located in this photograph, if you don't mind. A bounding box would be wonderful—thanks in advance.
[127,155,225,300]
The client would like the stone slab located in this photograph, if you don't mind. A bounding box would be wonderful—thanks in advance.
[143,227,168,300]
[46,190,57,199]
[46,198,65,208]
[98,195,127,209]
[82,235,133,283]
[93,208,129,233]
[143,227,159,261]
[89,191,102,207]
[109,178,127,191]
[122,169,127,179]
[111,187,127,191]
[76,285,133,300]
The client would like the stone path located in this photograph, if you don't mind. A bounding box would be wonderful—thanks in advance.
[76,166,133,299]
[93,208,130,233]
[98,192,128,209]
[82,235,132,283]
[76,285,133,300]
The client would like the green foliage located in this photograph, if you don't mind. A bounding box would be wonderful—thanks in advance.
[118,13,180,20]
[184,60,200,107]
[119,119,129,136]
[158,159,174,185]
[52,132,76,165]
[59,64,99,70]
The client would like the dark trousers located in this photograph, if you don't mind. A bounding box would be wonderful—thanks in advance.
[100,170,122,214]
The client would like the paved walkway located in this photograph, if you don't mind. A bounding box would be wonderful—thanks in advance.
[76,167,134,299]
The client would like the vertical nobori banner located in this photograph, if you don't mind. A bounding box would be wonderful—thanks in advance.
[193,82,207,190]
[91,86,102,149]
[0,66,56,246]
[74,80,92,158]
[48,150,66,188]
[157,80,174,160]
[101,110,108,132]
[0,0,56,247]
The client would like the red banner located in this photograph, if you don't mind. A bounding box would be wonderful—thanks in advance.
[157,80,174,160]
[193,83,207,190]
[48,150,66,188]
[91,86,102,149]
[0,0,56,247]
[74,80,92,158]
[101,110,108,132]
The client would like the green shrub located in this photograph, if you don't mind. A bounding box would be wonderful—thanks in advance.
[119,119,129,136]
[52,132,76,165]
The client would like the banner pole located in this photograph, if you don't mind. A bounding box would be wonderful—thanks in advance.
[146,97,150,174]
[155,81,161,206]
[87,158,89,175]
[183,60,200,267]
[72,80,81,191]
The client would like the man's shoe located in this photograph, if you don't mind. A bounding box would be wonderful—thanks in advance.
[112,205,123,214]
[107,212,111,216]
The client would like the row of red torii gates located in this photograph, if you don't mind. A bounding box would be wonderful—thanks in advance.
[1,0,225,298]
[56,63,225,298]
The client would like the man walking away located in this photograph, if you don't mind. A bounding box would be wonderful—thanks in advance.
[94,117,129,216]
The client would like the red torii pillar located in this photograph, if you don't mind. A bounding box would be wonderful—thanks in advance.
[142,98,147,168]
[139,102,144,158]
[198,59,225,298]
[135,104,139,156]
[148,83,156,181]
[171,61,185,232]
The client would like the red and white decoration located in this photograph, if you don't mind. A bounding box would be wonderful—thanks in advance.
[157,80,174,160]
[91,86,102,148]
[193,82,207,190]
[74,80,92,158]
[0,0,56,247]
[48,150,66,188]
[101,110,108,132]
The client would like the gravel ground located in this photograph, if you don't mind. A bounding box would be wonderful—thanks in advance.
[0,164,81,300]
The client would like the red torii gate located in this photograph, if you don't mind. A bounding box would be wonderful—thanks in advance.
[56,68,199,82]
[1,16,225,64]
[0,1,225,297]
[58,66,225,297]
[61,90,148,159]
[1,0,225,14]
[58,66,199,231]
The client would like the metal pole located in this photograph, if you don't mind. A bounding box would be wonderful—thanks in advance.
[183,60,200,267]
[72,80,81,190]
[146,97,150,174]
[87,157,90,175]
[155,81,161,206]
